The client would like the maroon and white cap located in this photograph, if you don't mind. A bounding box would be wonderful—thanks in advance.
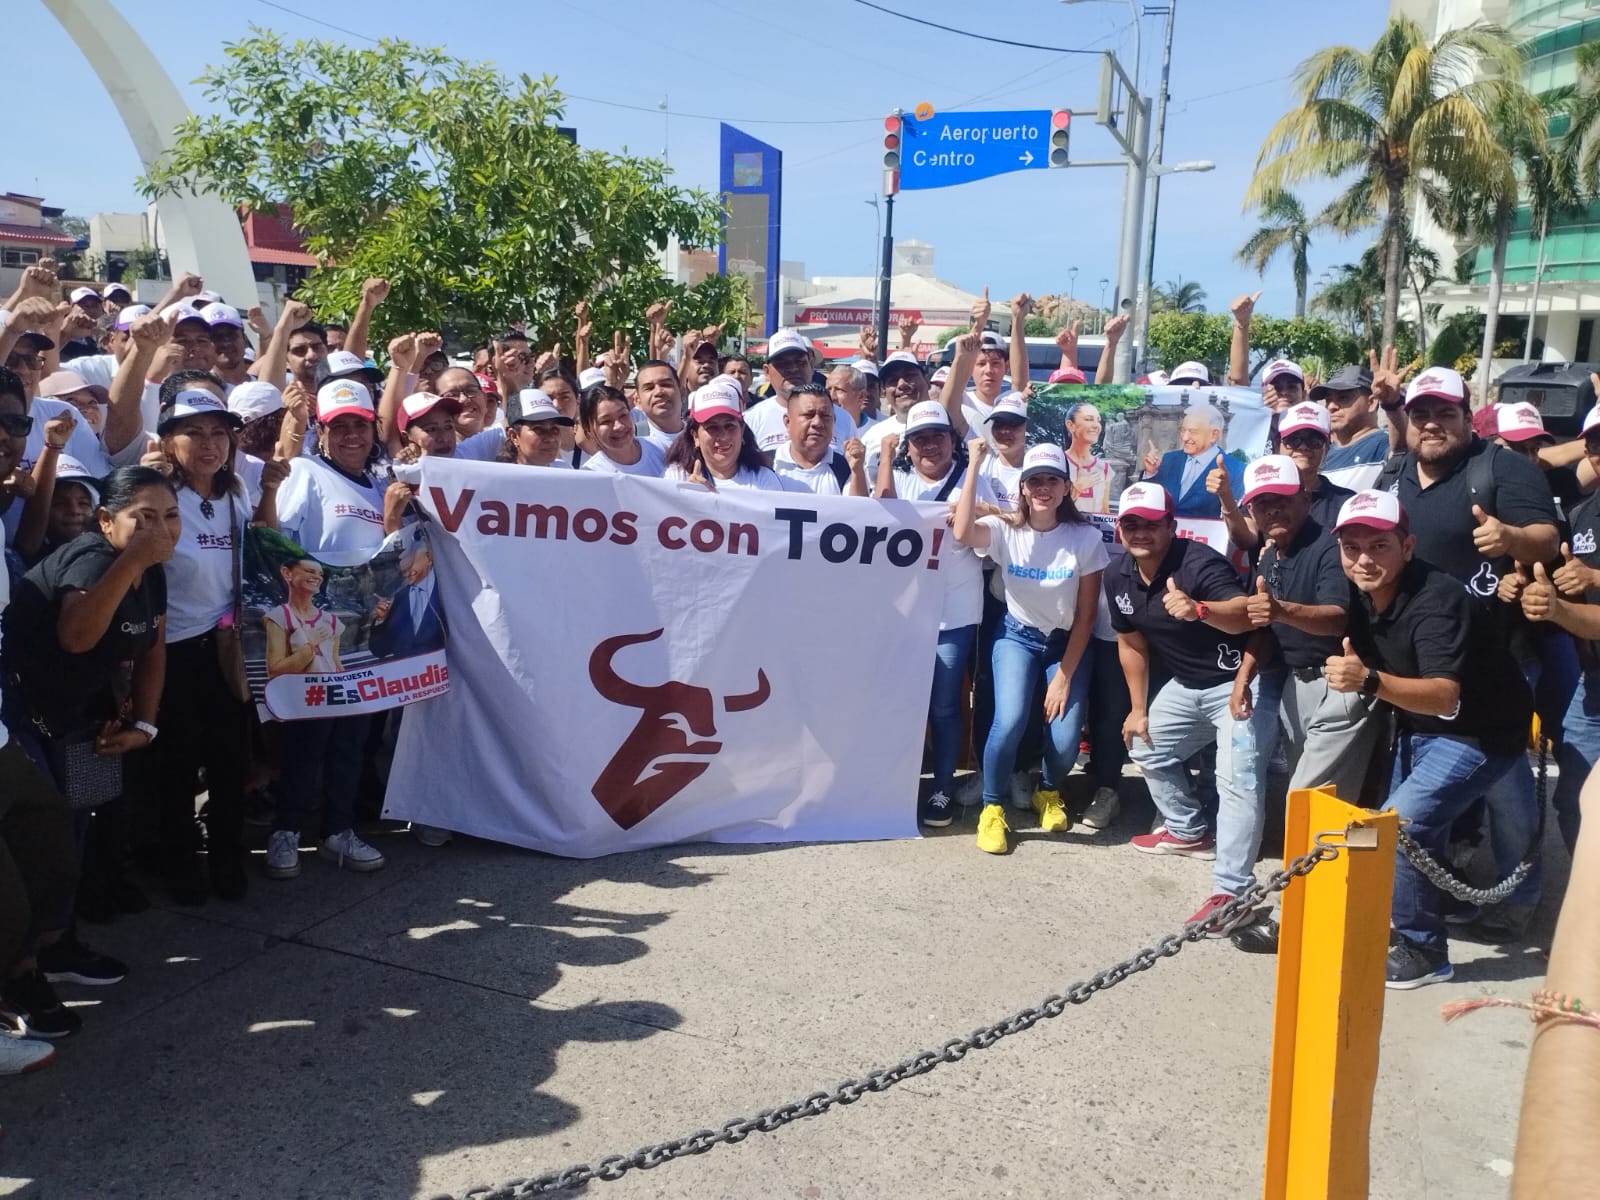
[316,378,376,423]
[1334,489,1408,533]
[1241,454,1303,505]
[396,391,460,433]
[984,392,1028,423]
[1278,401,1331,439]
[1117,481,1174,521]
[1019,443,1069,483]
[1170,361,1210,385]
[1496,402,1549,442]
[688,378,744,424]
[1048,366,1087,384]
[903,399,951,436]
[1263,359,1305,387]
[930,366,951,385]
[1404,366,1467,407]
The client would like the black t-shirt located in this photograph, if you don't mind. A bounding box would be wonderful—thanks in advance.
[1564,491,1600,668]
[1106,536,1251,689]
[1254,517,1348,668]
[1347,558,1530,756]
[1308,476,1355,533]
[1545,465,1584,537]
[5,533,166,736]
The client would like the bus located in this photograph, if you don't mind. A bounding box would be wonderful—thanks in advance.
[933,335,1107,386]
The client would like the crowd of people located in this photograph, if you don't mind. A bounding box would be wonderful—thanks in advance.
[0,261,1589,1084]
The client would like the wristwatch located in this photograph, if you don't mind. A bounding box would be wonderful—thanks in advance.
[1361,669,1381,697]
[1194,601,1211,622]
[131,720,159,744]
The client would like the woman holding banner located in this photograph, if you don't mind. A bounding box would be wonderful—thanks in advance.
[875,400,982,830]
[662,381,785,492]
[579,384,665,477]
[953,441,1107,855]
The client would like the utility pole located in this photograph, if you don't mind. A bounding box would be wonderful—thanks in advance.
[1112,94,1150,383]
[1135,2,1176,374]
[876,194,895,366]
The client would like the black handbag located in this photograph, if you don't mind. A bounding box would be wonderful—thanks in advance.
[44,729,124,811]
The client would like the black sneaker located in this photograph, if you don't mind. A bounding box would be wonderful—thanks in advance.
[39,936,127,987]
[1385,938,1454,991]
[919,791,954,828]
[1,970,82,1038]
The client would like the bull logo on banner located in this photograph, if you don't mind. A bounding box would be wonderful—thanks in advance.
[588,630,772,829]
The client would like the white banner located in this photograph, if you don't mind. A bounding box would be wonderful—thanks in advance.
[384,458,950,857]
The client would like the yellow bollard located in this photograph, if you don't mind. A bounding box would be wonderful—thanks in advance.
[1263,788,1397,1200]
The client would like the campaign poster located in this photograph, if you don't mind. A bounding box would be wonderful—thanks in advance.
[240,524,449,720]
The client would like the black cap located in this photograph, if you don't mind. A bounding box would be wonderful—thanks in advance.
[1309,364,1373,400]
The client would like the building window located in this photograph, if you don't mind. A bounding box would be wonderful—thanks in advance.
[0,249,39,268]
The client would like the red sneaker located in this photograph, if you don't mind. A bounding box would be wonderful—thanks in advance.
[1130,826,1216,860]
[1185,892,1256,938]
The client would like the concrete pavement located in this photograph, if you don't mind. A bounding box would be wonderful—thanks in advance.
[0,772,1558,1199]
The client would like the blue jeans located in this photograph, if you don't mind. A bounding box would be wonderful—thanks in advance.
[929,626,975,796]
[981,615,1089,807]
[1555,670,1600,853]
[1389,733,1527,952]
[1129,678,1271,896]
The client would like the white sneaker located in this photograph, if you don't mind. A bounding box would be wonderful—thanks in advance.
[954,773,985,806]
[320,830,387,872]
[264,830,301,879]
[0,1032,55,1075]
[1009,770,1035,811]
[411,823,452,848]
[1082,786,1121,830]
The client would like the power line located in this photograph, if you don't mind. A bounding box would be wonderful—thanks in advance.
[847,0,1113,54]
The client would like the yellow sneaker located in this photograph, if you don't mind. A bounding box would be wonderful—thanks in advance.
[976,805,1010,854]
[1032,788,1070,833]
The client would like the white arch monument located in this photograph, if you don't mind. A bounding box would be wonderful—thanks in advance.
[44,0,260,306]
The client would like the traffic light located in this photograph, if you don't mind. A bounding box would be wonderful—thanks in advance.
[883,113,902,170]
[1049,110,1071,167]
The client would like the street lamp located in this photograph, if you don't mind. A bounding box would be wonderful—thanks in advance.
[1068,265,1079,305]
[1151,160,1214,176]
[865,197,882,318]
[1099,278,1110,311]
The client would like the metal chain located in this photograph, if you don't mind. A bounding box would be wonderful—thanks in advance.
[449,845,1339,1200]
[1393,738,1548,907]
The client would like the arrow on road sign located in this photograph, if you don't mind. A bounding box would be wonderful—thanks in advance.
[897,109,1052,191]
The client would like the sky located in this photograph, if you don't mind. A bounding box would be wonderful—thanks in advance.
[13,0,1391,320]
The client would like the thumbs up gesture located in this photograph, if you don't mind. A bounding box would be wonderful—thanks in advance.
[1552,541,1595,598]
[1522,560,1559,623]
[1205,452,1234,503]
[1497,561,1532,605]
[1324,637,1368,693]
[1470,503,1511,558]
[1162,575,1200,622]
[1246,574,1277,627]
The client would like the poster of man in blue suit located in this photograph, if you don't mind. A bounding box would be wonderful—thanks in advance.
[1138,401,1247,519]
[370,527,448,662]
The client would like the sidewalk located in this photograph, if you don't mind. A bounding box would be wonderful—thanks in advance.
[0,779,1556,1199]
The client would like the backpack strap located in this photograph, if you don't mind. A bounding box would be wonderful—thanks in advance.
[828,453,852,490]
[933,462,966,504]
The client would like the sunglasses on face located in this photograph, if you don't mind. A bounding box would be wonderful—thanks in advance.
[0,413,33,437]
[438,385,483,402]
[1282,432,1327,451]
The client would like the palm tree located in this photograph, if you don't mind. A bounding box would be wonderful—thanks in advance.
[1154,277,1207,314]
[1248,17,1524,348]
[1237,191,1317,318]
[1312,264,1378,342]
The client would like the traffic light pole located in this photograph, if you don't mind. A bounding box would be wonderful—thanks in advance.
[1111,95,1150,385]
[876,192,895,366]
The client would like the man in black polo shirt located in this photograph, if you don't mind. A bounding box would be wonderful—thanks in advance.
[1328,490,1535,989]
[1107,482,1273,934]
[1229,457,1374,802]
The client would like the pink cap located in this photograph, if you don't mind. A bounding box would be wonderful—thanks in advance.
[316,378,376,423]
[1278,401,1331,439]
[1334,489,1408,533]
[1496,402,1549,442]
[1117,482,1173,522]
[1404,367,1467,407]
[1241,454,1303,505]
[688,378,744,423]
[1262,359,1305,387]
[396,391,460,433]
[1048,366,1087,384]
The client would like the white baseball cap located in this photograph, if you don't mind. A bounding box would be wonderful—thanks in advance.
[1278,401,1331,439]
[1241,454,1303,505]
[903,399,951,436]
[53,454,99,508]
[930,366,951,385]
[1018,443,1069,483]
[880,350,923,380]
[1496,402,1550,442]
[201,302,245,330]
[1334,489,1408,533]
[324,348,383,384]
[985,392,1029,424]
[227,380,284,423]
[511,391,575,426]
[577,366,607,391]
[1169,361,1210,385]
[1404,366,1467,407]
[767,329,810,359]
[196,289,223,305]
[101,283,132,302]
[1583,404,1600,434]
[1262,359,1305,387]
[1117,482,1174,521]
[978,330,1008,355]
[689,378,745,423]
[854,359,879,378]
[158,387,243,434]
[69,286,99,306]
[113,303,152,331]
[316,378,376,423]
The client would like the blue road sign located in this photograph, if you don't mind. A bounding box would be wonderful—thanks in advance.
[898,109,1051,190]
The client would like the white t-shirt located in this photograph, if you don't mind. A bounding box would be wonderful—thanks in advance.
[662,463,787,491]
[641,420,683,453]
[976,454,1024,512]
[261,603,343,673]
[582,439,666,477]
[64,352,117,391]
[274,454,389,559]
[894,464,982,630]
[977,516,1110,634]
[773,444,853,496]
[743,397,857,455]
[962,389,1005,448]
[164,483,249,642]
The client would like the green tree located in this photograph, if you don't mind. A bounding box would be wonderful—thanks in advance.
[1248,17,1523,348]
[1236,191,1318,318]
[1145,312,1230,373]
[1152,277,1207,314]
[140,30,733,345]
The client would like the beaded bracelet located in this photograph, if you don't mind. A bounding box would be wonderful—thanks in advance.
[1441,989,1600,1029]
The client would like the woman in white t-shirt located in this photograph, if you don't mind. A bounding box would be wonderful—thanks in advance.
[579,384,665,477]
[662,379,786,491]
[875,400,983,829]
[953,441,1108,855]
[495,392,576,468]
[151,374,288,905]
[263,377,390,881]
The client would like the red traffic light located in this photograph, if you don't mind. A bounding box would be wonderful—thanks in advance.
[884,133,900,150]
[1051,110,1071,129]
[884,114,902,133]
